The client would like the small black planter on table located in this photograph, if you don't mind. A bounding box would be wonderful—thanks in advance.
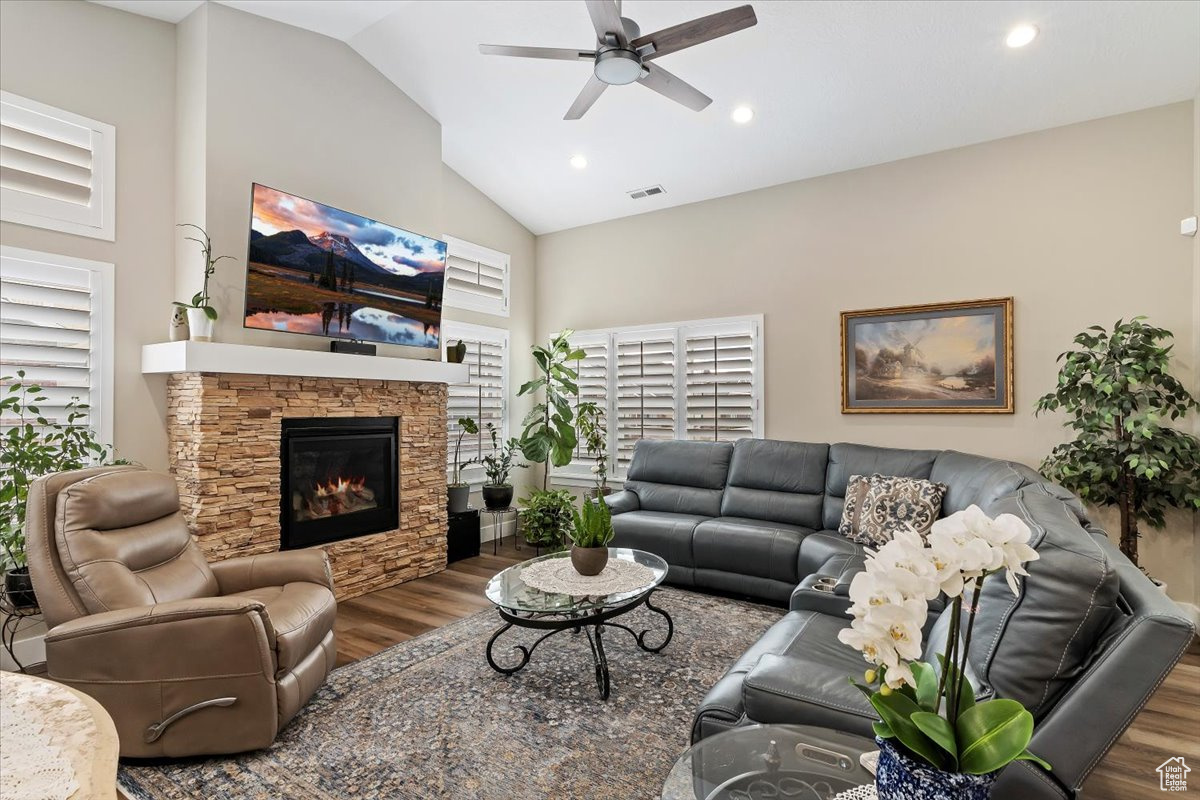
[483,548,672,700]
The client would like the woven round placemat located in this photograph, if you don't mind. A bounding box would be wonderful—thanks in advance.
[521,557,655,596]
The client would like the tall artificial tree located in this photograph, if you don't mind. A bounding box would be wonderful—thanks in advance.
[1036,318,1200,567]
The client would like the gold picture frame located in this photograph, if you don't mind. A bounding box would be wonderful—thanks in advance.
[841,297,1014,414]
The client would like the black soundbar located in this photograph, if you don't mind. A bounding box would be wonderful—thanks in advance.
[330,340,377,356]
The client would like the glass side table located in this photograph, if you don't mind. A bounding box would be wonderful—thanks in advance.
[483,506,519,554]
[661,724,876,800]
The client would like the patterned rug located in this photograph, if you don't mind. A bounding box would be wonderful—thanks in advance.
[118,588,782,800]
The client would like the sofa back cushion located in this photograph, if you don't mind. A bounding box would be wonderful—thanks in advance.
[822,443,940,530]
[625,439,733,517]
[930,483,1119,718]
[930,450,1032,516]
[720,439,829,528]
[55,470,218,614]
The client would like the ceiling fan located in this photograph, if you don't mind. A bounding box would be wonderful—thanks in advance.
[479,1,757,120]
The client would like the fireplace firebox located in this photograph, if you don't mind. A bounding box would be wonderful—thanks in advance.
[280,417,399,549]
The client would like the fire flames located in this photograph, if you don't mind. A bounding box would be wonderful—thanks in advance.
[313,476,367,498]
[295,474,377,521]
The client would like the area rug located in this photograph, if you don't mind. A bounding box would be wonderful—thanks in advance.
[118,588,782,800]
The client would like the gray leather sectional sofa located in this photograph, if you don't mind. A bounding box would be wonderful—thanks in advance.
[604,438,1195,800]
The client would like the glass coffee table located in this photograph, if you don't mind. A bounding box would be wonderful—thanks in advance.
[484,547,671,699]
[661,724,876,800]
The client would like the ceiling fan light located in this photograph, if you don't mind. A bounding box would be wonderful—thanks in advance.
[1005,24,1038,48]
[569,154,588,169]
[594,49,643,85]
[731,106,754,124]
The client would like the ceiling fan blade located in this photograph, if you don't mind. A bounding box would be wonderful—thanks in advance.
[637,64,712,112]
[632,5,757,61]
[564,74,608,120]
[585,0,627,46]
[479,44,596,61]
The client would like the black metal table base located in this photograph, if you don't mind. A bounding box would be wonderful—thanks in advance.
[486,589,673,699]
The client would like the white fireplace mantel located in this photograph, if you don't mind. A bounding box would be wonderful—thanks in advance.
[141,341,469,383]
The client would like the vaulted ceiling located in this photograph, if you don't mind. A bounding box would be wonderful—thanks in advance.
[96,1,1200,234]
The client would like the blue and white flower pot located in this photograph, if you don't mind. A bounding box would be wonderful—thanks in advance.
[874,737,999,800]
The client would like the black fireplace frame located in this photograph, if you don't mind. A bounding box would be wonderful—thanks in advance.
[279,416,400,550]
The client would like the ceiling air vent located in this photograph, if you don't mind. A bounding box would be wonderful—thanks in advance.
[627,185,666,200]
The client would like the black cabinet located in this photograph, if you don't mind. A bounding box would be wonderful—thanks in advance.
[447,508,480,564]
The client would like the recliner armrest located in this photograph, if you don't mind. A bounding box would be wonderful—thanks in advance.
[602,490,639,515]
[46,596,278,681]
[210,549,334,594]
[790,574,854,616]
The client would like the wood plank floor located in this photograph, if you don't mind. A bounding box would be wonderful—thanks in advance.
[337,537,1200,800]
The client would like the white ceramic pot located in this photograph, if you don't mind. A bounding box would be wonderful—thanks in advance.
[186,307,214,341]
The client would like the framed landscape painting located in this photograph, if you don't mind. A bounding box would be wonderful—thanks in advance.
[841,297,1013,413]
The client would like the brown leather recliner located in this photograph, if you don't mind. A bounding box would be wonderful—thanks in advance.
[25,465,338,758]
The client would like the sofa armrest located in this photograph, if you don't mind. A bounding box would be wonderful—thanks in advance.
[790,574,854,616]
[602,490,640,515]
[46,596,277,680]
[210,549,334,594]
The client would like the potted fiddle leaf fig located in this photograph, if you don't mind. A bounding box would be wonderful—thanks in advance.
[1,372,122,609]
[568,496,614,576]
[480,423,525,511]
[173,224,231,342]
[840,507,1049,799]
[448,417,478,514]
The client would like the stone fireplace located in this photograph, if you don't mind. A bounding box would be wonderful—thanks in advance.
[165,370,449,600]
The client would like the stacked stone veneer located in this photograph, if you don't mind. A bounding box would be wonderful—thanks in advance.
[167,373,448,600]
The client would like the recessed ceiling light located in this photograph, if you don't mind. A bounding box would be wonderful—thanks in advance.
[731,106,754,124]
[1005,24,1039,48]
[569,154,588,169]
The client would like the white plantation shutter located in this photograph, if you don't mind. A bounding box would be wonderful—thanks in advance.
[550,316,763,484]
[683,322,759,442]
[0,92,115,240]
[614,330,677,474]
[0,247,113,441]
[443,321,508,482]
[556,333,609,480]
[442,236,509,317]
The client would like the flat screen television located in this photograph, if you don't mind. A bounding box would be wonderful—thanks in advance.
[243,183,447,349]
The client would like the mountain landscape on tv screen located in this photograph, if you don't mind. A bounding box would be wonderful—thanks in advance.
[243,185,447,348]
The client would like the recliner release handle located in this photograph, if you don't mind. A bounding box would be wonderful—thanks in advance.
[144,696,237,743]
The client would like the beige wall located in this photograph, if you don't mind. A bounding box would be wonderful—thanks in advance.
[0,0,176,470]
[536,102,1198,605]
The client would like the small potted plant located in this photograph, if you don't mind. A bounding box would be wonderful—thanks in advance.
[479,423,526,510]
[568,496,614,576]
[448,417,478,514]
[173,223,231,342]
[839,506,1050,799]
[519,489,575,550]
[1,372,122,609]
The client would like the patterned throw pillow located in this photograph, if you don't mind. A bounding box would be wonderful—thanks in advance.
[837,474,876,540]
[839,474,947,547]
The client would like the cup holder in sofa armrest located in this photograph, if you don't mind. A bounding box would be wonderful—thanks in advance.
[790,575,855,616]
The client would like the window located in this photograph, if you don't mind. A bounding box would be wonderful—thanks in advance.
[0,246,115,443]
[442,235,509,317]
[443,320,509,483]
[552,315,763,483]
[0,92,116,241]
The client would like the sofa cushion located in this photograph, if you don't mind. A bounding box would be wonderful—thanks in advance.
[233,582,337,674]
[611,510,707,568]
[838,474,946,547]
[624,440,733,517]
[693,517,814,586]
[930,450,1031,516]
[740,611,876,736]
[822,443,940,530]
[720,439,829,529]
[931,483,1120,718]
